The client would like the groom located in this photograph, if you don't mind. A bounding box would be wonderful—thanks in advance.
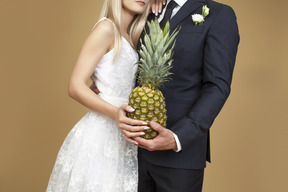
[122,0,240,191]
[96,0,239,191]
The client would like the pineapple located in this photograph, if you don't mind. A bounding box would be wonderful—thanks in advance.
[128,19,179,139]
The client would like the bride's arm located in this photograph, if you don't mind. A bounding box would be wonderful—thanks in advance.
[68,20,148,143]
[68,20,118,120]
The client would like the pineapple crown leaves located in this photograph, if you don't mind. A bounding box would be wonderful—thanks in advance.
[137,18,180,89]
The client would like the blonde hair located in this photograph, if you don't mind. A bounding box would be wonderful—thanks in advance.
[99,0,150,61]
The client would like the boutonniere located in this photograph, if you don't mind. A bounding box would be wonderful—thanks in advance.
[192,5,210,26]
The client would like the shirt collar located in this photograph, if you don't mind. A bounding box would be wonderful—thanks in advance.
[167,0,187,7]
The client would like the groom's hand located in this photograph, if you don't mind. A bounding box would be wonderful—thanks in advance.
[90,81,100,94]
[134,121,177,151]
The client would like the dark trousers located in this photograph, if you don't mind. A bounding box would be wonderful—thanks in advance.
[138,151,204,192]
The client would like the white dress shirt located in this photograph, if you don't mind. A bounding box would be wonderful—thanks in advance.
[158,0,188,22]
[158,0,188,152]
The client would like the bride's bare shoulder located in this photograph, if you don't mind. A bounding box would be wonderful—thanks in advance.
[84,19,115,51]
[90,19,115,38]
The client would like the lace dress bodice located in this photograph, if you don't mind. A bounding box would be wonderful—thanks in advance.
[91,18,139,101]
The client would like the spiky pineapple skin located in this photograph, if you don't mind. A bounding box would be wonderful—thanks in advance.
[127,86,167,139]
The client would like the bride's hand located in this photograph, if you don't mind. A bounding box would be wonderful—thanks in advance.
[114,104,149,145]
[151,0,166,16]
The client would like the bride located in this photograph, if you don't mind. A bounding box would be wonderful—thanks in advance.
[46,0,165,191]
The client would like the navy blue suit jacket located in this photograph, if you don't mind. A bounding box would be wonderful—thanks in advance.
[138,0,240,169]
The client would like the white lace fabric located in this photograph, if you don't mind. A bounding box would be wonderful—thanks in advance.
[46,17,139,192]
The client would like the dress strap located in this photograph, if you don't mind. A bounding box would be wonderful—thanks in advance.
[91,17,115,31]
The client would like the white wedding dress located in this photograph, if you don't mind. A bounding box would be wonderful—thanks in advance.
[47,17,139,192]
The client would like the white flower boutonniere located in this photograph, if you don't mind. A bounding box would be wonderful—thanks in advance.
[192,5,210,26]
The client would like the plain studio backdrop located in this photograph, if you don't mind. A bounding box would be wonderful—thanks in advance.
[0,0,287,191]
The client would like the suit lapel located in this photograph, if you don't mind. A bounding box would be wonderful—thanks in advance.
[170,0,206,30]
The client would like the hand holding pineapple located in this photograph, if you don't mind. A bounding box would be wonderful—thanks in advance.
[117,19,179,150]
[134,121,177,151]
[116,105,177,151]
[115,104,149,145]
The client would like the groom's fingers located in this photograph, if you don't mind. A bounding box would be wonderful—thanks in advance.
[150,121,164,132]
[137,144,150,151]
[134,137,156,151]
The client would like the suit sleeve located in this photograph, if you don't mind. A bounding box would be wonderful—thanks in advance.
[170,5,240,149]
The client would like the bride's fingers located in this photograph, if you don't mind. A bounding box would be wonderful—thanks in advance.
[151,2,156,14]
[155,3,159,16]
[124,130,145,138]
[151,0,165,15]
[128,118,147,126]
[158,2,163,14]
[120,118,146,127]
[120,124,149,132]
[118,114,147,126]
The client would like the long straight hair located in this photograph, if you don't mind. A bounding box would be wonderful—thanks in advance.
[99,0,150,60]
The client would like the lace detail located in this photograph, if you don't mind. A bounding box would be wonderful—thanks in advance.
[47,18,139,192]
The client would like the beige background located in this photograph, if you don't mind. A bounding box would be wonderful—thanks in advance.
[0,0,287,191]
